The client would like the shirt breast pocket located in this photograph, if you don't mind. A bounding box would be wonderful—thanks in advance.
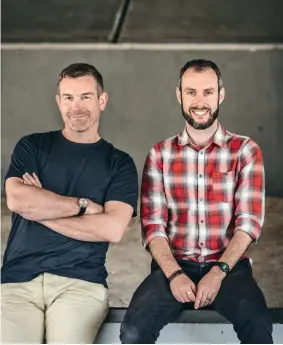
[211,171,235,203]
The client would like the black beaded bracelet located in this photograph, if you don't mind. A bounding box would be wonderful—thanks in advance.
[167,269,184,283]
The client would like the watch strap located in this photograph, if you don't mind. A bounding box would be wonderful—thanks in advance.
[77,207,87,217]
[77,198,87,217]
[213,261,230,273]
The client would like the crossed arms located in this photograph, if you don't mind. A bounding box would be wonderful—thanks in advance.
[5,173,134,243]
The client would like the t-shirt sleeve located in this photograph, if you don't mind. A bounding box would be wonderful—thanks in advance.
[4,134,39,186]
[104,153,138,217]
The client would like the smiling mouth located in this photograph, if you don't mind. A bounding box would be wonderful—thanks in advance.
[191,109,209,117]
[71,115,87,119]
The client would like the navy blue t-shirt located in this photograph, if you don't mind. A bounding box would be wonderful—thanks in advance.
[2,131,138,287]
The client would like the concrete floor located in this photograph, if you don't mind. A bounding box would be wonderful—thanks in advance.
[1,197,283,307]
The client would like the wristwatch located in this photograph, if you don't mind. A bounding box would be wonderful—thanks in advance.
[213,261,230,274]
[77,198,88,216]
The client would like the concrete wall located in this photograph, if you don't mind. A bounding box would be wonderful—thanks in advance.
[2,46,283,197]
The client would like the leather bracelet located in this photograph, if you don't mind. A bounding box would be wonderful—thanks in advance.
[168,269,184,283]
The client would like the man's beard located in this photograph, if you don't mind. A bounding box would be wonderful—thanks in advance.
[66,109,92,132]
[181,100,219,130]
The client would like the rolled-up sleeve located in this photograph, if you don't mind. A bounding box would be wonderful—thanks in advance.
[234,139,265,242]
[140,147,168,247]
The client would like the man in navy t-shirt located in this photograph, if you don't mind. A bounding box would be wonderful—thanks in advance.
[2,63,138,344]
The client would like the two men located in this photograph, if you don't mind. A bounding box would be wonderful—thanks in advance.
[2,59,272,344]
[120,59,273,344]
[1,63,138,343]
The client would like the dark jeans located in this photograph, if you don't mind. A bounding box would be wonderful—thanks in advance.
[120,259,273,344]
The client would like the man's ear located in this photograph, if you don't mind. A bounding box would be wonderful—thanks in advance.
[176,87,182,105]
[99,92,108,111]
[219,87,225,105]
[55,94,60,107]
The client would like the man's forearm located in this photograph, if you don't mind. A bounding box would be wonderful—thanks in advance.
[149,237,182,278]
[211,230,253,277]
[39,212,125,243]
[8,182,79,221]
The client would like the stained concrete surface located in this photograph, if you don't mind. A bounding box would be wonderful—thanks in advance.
[2,0,123,42]
[121,0,283,43]
[3,0,283,43]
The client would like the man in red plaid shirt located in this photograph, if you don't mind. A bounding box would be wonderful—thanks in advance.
[120,59,273,344]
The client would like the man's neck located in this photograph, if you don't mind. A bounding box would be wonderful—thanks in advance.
[62,128,101,144]
[186,121,218,147]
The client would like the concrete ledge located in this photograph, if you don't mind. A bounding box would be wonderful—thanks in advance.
[2,43,283,50]
[104,307,283,324]
[95,308,283,343]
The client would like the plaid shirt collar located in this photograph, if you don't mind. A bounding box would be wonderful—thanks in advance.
[177,122,227,148]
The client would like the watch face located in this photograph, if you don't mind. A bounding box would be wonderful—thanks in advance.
[221,263,229,272]
[79,198,88,208]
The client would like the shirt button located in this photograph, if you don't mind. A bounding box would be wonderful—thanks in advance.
[198,256,204,263]
[200,220,204,223]
[199,198,203,202]
[199,174,203,178]
[200,242,204,246]
[200,151,203,155]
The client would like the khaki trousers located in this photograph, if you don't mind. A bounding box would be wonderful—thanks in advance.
[1,273,109,344]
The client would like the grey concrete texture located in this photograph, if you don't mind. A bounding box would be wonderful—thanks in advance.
[121,0,283,43]
[2,0,283,43]
[2,0,122,42]
[1,48,283,197]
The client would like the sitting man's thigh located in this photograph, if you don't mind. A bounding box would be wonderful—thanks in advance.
[120,268,185,344]
[1,280,45,343]
[45,279,109,344]
[213,259,269,321]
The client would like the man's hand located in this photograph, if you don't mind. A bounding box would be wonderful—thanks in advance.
[22,173,103,215]
[194,268,225,309]
[23,172,42,188]
[85,200,104,215]
[170,274,197,303]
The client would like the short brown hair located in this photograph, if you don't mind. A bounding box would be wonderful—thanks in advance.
[178,59,223,91]
[57,63,104,95]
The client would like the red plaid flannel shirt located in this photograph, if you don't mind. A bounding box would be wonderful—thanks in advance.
[141,123,265,262]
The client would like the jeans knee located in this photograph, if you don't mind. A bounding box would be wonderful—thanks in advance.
[235,312,273,343]
[246,312,273,332]
[120,322,143,344]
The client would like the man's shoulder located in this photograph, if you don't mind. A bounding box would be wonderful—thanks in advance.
[150,133,179,153]
[19,130,60,142]
[225,129,260,150]
[15,130,60,149]
[103,140,136,166]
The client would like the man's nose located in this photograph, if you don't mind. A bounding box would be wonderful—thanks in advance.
[72,97,83,108]
[193,99,206,107]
